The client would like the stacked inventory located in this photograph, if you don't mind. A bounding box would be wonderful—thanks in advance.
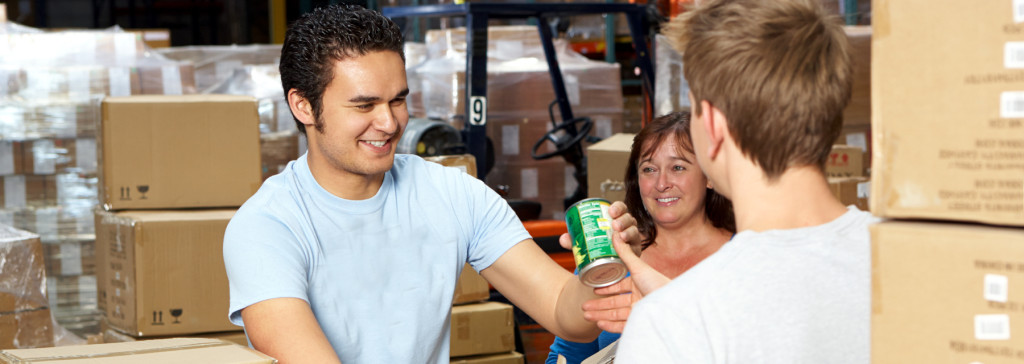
[94,95,261,340]
[0,224,53,349]
[0,27,196,337]
[870,2,1023,363]
[154,45,305,181]
[412,25,625,220]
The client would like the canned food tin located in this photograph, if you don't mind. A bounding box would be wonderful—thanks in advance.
[565,198,627,287]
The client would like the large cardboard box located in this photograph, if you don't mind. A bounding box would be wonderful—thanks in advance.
[0,224,54,349]
[871,2,1024,226]
[95,209,237,337]
[0,338,274,363]
[451,351,524,364]
[450,301,515,357]
[872,221,1024,363]
[453,263,490,305]
[586,133,634,203]
[92,328,248,347]
[99,95,261,210]
[424,154,478,179]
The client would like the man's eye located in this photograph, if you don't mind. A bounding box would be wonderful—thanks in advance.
[356,104,373,110]
[390,98,406,106]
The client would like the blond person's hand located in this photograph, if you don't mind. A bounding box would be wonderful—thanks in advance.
[558,201,670,333]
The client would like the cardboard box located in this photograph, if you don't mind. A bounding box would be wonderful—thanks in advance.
[99,95,262,210]
[826,145,865,178]
[95,209,238,337]
[0,338,275,363]
[453,263,490,305]
[451,351,524,364]
[424,154,478,179]
[0,224,53,349]
[872,221,1024,364]
[94,328,248,347]
[871,2,1024,226]
[486,158,579,220]
[259,131,300,182]
[450,301,515,357]
[828,177,869,211]
[586,133,634,203]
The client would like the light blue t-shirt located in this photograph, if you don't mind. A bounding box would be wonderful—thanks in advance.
[223,153,530,363]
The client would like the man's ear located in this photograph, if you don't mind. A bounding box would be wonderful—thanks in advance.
[700,99,726,160]
[287,89,315,128]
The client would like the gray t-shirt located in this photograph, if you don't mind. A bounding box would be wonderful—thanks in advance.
[616,207,878,363]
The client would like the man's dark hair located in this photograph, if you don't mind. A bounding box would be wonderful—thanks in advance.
[279,4,405,134]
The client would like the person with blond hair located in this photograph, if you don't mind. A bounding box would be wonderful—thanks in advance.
[586,0,879,362]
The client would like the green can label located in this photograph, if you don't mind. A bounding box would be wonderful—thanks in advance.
[566,198,617,270]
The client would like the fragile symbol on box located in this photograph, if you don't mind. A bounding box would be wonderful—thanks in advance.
[120,186,131,200]
[137,185,149,199]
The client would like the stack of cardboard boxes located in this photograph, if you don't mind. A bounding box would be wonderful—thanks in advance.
[423,154,525,364]
[92,95,261,343]
[870,2,1023,363]
[0,224,54,349]
[0,26,197,337]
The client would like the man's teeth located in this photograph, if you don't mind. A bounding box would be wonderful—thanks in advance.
[657,197,679,203]
[366,140,386,147]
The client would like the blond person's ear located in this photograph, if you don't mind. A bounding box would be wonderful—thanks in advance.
[699,99,726,161]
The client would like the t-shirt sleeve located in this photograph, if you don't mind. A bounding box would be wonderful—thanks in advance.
[455,172,531,272]
[223,202,310,326]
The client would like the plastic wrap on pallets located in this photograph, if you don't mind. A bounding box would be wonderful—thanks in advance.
[414,46,623,124]
[259,131,301,181]
[153,44,282,93]
[654,34,690,117]
[205,65,293,134]
[405,42,428,118]
[0,223,54,349]
[0,173,98,211]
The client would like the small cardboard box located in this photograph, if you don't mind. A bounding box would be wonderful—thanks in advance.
[95,209,238,337]
[0,338,275,363]
[0,224,53,349]
[872,221,1024,364]
[99,95,261,211]
[453,263,490,305]
[586,133,634,203]
[871,2,1024,226]
[826,145,864,178]
[451,351,524,364]
[828,177,869,211]
[450,301,515,357]
[424,154,478,179]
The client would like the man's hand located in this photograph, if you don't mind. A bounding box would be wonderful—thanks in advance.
[559,200,671,333]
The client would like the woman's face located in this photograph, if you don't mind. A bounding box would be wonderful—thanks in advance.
[637,134,710,230]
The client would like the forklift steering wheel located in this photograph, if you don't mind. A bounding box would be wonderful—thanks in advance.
[531,117,594,160]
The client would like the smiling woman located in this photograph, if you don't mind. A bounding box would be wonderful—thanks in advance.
[546,111,735,364]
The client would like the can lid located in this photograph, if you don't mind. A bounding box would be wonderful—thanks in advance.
[581,258,627,288]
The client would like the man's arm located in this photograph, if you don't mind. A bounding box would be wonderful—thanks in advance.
[480,239,602,342]
[480,201,642,342]
[241,298,342,364]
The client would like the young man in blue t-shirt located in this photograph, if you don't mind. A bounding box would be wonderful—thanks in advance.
[222,5,639,363]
